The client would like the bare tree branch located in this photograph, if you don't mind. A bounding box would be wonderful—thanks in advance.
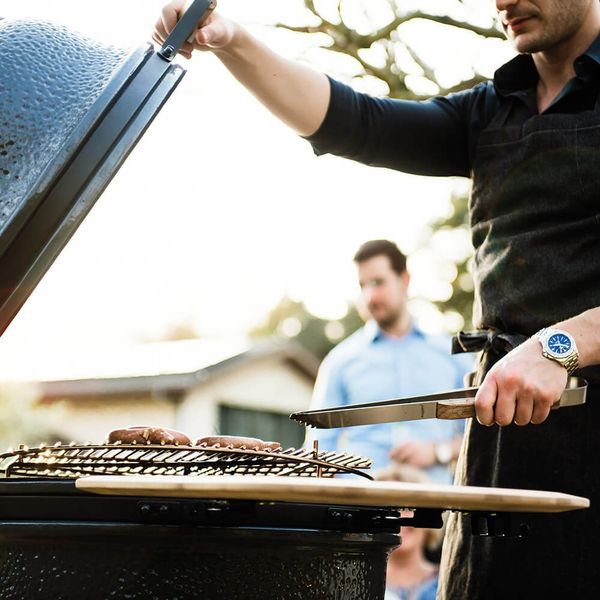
[274,1,484,325]
[401,40,437,86]
[277,6,502,43]
[405,11,503,40]
[275,1,505,99]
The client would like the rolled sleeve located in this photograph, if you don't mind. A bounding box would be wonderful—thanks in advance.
[304,76,492,177]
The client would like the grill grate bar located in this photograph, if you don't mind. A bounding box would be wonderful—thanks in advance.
[0,444,373,480]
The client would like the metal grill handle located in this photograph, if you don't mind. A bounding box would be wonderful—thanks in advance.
[159,0,216,61]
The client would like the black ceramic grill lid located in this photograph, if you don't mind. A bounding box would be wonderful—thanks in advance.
[0,0,213,336]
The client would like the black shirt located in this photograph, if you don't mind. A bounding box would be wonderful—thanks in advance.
[306,34,600,178]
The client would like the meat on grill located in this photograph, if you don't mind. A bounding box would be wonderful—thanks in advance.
[107,426,192,446]
[107,427,282,450]
[196,436,281,451]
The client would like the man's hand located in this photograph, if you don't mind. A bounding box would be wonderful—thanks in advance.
[389,440,437,468]
[152,0,331,136]
[153,1,237,59]
[475,337,568,427]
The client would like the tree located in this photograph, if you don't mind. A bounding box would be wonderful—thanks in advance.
[0,384,64,451]
[250,295,363,360]
[425,190,473,329]
[276,0,503,98]
[276,0,506,328]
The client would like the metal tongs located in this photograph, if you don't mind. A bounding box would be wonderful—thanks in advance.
[290,377,588,429]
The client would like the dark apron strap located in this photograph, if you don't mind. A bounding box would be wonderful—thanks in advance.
[451,329,528,355]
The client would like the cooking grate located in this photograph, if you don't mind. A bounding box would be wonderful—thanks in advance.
[0,443,373,480]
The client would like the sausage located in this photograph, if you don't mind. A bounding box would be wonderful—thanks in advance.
[196,435,281,451]
[108,426,191,445]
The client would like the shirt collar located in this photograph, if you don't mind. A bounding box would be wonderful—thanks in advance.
[494,33,600,97]
[364,320,424,343]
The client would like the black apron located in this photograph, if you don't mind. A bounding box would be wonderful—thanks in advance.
[438,91,600,599]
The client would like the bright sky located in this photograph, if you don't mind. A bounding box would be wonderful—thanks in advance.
[0,0,513,370]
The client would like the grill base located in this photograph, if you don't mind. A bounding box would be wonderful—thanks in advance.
[0,523,397,600]
[0,481,399,599]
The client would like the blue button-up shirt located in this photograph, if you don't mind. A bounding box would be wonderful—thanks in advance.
[305,322,473,483]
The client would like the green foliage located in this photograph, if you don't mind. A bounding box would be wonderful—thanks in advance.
[275,1,500,331]
[427,191,474,329]
[250,296,363,360]
[0,384,64,451]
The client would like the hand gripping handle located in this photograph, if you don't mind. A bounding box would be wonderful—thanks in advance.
[158,0,217,61]
[436,377,588,420]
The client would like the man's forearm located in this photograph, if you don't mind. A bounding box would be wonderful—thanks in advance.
[213,26,330,137]
[556,307,600,369]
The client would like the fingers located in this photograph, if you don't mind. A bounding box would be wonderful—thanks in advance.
[152,2,194,58]
[389,442,411,462]
[512,393,534,426]
[195,26,213,45]
[192,15,227,50]
[390,441,419,464]
[194,15,218,45]
[178,42,194,60]
[494,374,518,426]
[477,375,540,427]
[153,3,222,58]
[477,374,561,427]
[389,442,436,468]
[475,376,498,426]
[531,389,556,425]
[473,337,571,428]
[161,3,180,37]
[153,4,178,44]
[153,30,193,59]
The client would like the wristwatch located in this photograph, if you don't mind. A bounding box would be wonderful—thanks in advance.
[535,328,579,374]
[434,442,453,465]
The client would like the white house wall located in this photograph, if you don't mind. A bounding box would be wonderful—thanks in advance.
[52,395,176,444]
[37,354,315,444]
[177,356,313,440]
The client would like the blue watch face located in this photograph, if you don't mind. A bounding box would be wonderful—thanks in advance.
[548,333,572,355]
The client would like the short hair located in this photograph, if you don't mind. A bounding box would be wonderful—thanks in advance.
[353,239,407,274]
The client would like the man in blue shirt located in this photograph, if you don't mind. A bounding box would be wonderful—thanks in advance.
[305,240,472,483]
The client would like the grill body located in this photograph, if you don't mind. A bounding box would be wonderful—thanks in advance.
[0,480,399,600]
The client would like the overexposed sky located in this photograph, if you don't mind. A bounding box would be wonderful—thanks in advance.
[0,0,512,365]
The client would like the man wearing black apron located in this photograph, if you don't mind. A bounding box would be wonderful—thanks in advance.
[154,0,600,596]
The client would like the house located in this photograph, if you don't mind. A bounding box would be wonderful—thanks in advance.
[1,339,319,448]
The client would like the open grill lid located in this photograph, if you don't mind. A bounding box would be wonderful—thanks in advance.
[0,1,213,336]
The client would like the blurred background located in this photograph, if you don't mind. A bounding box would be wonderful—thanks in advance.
[0,0,514,448]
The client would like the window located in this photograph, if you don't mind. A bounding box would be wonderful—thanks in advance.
[218,405,305,449]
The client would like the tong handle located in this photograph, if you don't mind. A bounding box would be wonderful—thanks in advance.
[158,0,217,61]
[436,379,588,420]
[436,400,476,420]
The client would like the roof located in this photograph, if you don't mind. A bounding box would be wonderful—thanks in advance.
[21,338,320,399]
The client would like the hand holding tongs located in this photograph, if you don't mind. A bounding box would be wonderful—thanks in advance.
[290,377,587,429]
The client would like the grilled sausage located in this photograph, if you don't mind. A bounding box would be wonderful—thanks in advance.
[108,426,191,445]
[196,435,281,451]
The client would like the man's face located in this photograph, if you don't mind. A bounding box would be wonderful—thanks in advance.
[496,0,594,53]
[357,255,409,329]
